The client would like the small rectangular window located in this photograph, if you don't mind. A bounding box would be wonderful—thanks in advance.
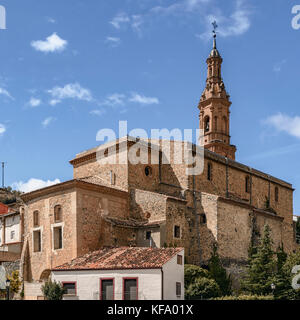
[53,226,63,250]
[146,231,151,240]
[275,187,279,202]
[174,225,181,239]
[176,282,181,297]
[101,279,114,300]
[245,176,250,193]
[63,282,76,295]
[123,278,138,300]
[33,230,41,252]
[207,163,212,181]
[177,255,183,265]
[33,211,39,227]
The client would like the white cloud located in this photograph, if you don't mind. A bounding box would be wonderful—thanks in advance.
[90,109,106,116]
[42,116,55,128]
[0,123,6,135]
[100,93,126,107]
[129,93,159,105]
[151,0,210,14]
[106,36,121,47]
[49,99,61,106]
[110,13,130,29]
[48,83,93,104]
[197,0,252,39]
[273,59,287,73]
[131,15,144,35]
[47,17,56,24]
[12,178,61,193]
[265,113,300,139]
[0,87,13,100]
[31,33,68,53]
[27,97,41,108]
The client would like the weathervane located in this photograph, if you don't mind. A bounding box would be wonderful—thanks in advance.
[212,20,218,38]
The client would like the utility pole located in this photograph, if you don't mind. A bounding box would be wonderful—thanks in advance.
[1,162,5,188]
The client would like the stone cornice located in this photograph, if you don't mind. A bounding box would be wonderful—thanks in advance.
[21,179,128,203]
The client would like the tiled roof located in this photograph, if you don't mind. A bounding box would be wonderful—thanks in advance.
[53,247,183,271]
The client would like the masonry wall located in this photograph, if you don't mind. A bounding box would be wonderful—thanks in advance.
[76,188,128,256]
[52,269,163,300]
[73,147,129,191]
[22,189,77,282]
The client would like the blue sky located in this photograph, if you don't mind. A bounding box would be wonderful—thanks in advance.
[0,0,300,214]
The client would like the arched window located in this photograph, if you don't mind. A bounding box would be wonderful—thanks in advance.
[209,67,212,77]
[207,163,212,181]
[54,205,62,223]
[145,166,152,177]
[275,187,279,202]
[222,116,228,133]
[245,176,250,193]
[204,116,210,133]
[214,116,218,131]
[33,211,39,227]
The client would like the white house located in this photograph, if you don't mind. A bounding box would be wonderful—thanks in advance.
[51,247,184,300]
[0,202,22,260]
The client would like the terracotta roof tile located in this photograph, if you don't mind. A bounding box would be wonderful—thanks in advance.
[52,247,183,271]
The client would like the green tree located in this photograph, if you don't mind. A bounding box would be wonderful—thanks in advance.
[241,224,276,296]
[184,264,209,290]
[273,245,293,300]
[185,277,221,300]
[208,244,232,296]
[7,270,21,294]
[41,280,64,300]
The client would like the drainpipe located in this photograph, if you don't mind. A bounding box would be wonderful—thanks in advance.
[249,167,253,206]
[193,174,202,266]
[225,157,229,198]
[161,268,164,300]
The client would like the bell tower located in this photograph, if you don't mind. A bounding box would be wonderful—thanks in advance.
[198,22,236,160]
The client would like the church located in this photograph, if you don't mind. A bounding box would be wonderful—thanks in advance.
[19,34,297,299]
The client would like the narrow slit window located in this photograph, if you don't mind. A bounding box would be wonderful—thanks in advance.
[207,163,212,181]
[33,230,41,252]
[53,226,63,250]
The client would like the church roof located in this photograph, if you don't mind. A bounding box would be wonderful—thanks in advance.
[52,247,184,271]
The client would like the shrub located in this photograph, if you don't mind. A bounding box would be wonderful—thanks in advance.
[185,277,221,300]
[41,280,64,300]
[212,295,274,300]
[184,264,209,289]
[8,270,21,294]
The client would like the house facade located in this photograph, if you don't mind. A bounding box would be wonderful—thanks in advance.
[51,247,184,300]
[0,202,22,263]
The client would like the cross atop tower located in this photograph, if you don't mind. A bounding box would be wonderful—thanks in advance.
[212,20,218,38]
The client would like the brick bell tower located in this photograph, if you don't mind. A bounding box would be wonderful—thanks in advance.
[198,22,236,160]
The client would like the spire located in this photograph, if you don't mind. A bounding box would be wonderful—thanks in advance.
[197,21,237,161]
[209,21,221,58]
